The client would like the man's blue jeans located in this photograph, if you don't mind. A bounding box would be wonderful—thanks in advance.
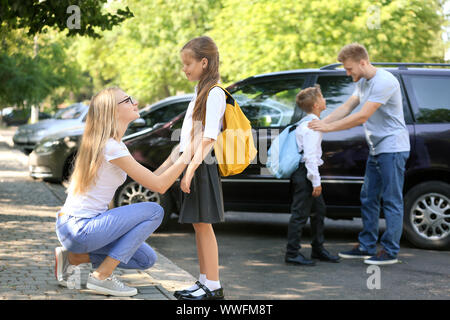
[358,152,409,258]
[55,202,164,270]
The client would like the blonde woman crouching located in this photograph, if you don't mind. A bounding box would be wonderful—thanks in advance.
[54,87,196,297]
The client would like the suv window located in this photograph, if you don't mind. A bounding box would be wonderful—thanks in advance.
[230,77,306,127]
[315,75,357,119]
[142,101,189,128]
[317,73,414,124]
[404,75,450,123]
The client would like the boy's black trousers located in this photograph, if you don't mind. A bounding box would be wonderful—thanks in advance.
[286,162,326,258]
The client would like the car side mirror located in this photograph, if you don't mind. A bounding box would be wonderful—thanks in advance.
[152,122,165,130]
[130,118,146,128]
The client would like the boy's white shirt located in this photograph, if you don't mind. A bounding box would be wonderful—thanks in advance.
[295,113,323,187]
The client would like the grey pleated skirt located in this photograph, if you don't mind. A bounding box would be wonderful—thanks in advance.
[178,153,225,224]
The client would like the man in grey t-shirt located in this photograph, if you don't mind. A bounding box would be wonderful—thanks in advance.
[308,43,410,265]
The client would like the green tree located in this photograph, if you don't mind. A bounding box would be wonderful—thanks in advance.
[0,0,133,115]
[0,27,87,109]
[0,0,133,38]
[211,0,447,82]
[74,0,221,104]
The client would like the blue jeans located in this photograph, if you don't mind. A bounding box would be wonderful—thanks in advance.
[55,202,164,270]
[358,152,409,258]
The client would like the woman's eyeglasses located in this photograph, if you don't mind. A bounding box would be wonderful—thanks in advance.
[118,96,136,105]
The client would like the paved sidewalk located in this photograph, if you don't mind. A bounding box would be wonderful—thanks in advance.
[0,125,195,300]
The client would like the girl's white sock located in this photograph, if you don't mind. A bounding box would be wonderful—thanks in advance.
[205,279,221,291]
[190,278,221,297]
[185,273,206,291]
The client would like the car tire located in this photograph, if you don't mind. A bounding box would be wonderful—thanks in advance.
[114,179,174,231]
[403,181,450,250]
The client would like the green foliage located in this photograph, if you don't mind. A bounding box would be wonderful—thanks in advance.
[74,0,221,103]
[211,0,447,82]
[0,27,88,109]
[77,0,446,104]
[0,0,133,38]
[0,0,448,110]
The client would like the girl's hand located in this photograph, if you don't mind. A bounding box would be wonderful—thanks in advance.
[181,173,194,193]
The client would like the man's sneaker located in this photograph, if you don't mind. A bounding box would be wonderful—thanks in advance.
[364,250,398,265]
[86,273,138,297]
[338,245,373,259]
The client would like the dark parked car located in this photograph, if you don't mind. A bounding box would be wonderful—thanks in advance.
[3,108,52,126]
[30,63,450,250]
[28,94,193,182]
[120,63,450,250]
[13,103,88,154]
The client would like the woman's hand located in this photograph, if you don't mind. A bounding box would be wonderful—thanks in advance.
[180,172,194,193]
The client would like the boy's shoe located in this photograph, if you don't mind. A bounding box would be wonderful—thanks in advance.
[338,245,374,259]
[311,248,340,263]
[285,253,316,266]
[364,250,398,265]
[86,273,138,297]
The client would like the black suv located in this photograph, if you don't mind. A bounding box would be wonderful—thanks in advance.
[119,63,450,250]
[30,63,450,250]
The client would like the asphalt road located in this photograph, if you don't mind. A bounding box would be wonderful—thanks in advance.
[148,212,450,300]
[4,126,449,300]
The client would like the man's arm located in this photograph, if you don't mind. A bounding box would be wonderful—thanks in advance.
[322,95,360,123]
[308,101,382,132]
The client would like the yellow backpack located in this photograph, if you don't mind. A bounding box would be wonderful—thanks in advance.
[208,84,258,176]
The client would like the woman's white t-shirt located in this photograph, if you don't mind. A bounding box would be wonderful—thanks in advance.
[179,86,226,153]
[60,138,130,218]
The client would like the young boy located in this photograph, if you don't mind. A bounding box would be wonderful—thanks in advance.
[285,85,340,266]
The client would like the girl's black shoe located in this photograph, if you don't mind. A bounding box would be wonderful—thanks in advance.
[173,281,203,299]
[177,282,225,300]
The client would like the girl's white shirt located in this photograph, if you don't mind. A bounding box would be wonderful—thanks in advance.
[179,86,226,153]
[60,138,130,218]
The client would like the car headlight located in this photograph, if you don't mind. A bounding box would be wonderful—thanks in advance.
[35,130,47,137]
[35,139,61,153]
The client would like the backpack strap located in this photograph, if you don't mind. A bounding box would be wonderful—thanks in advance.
[209,84,235,106]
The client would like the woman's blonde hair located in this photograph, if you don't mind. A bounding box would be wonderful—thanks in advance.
[69,87,122,195]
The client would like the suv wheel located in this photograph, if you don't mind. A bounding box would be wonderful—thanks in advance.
[403,181,450,250]
[114,179,174,231]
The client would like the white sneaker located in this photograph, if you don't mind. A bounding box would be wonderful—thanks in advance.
[86,273,138,297]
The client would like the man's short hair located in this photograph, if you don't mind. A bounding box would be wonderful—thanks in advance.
[337,43,369,63]
[296,84,322,114]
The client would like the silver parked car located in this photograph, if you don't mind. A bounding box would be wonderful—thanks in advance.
[13,103,88,154]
